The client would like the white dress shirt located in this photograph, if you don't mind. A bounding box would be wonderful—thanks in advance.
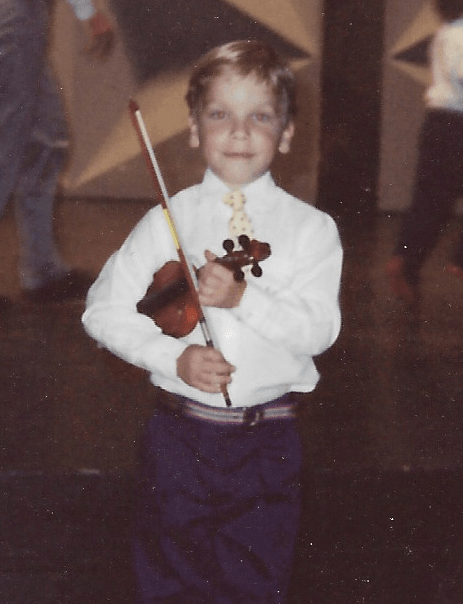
[82,170,343,408]
[426,18,463,111]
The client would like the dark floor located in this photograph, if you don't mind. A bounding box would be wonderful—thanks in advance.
[1,199,463,603]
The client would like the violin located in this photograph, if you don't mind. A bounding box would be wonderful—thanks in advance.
[137,234,271,338]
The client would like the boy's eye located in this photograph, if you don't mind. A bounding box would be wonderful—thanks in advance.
[208,109,227,120]
[253,112,274,124]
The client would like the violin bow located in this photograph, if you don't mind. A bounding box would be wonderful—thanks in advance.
[128,100,232,407]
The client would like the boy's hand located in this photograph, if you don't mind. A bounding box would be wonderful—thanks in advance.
[198,250,246,308]
[177,345,235,393]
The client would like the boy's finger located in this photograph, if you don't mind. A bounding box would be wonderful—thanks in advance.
[204,249,217,262]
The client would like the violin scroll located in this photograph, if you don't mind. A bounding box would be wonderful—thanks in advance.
[216,235,271,281]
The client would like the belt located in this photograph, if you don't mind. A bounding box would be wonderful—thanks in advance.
[159,391,297,427]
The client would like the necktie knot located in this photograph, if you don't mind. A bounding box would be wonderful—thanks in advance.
[223,190,246,211]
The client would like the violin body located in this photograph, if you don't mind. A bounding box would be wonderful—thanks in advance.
[137,236,271,338]
[137,261,201,338]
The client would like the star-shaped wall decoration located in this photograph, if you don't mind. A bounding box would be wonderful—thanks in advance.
[388,1,440,86]
[111,0,309,84]
[379,0,441,212]
[393,36,433,66]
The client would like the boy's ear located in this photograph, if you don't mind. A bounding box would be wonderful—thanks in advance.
[188,116,200,148]
[278,121,295,154]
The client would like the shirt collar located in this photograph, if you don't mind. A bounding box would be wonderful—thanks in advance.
[200,169,277,210]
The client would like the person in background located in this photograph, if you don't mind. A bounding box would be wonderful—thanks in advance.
[386,0,463,309]
[83,39,342,603]
[0,0,114,311]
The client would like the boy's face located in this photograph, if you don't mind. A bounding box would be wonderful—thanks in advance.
[189,67,294,189]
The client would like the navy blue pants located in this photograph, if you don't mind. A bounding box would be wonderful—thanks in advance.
[132,398,302,604]
[396,109,463,285]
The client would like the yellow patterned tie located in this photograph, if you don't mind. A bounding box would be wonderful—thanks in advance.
[223,190,253,244]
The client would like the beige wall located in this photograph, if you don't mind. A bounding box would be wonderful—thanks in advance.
[378,0,438,211]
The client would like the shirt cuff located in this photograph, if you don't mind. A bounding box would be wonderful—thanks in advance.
[146,336,189,382]
[66,0,96,21]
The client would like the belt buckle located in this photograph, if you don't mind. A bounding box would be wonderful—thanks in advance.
[243,406,264,427]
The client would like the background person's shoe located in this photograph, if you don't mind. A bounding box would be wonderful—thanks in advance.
[445,264,463,281]
[386,256,417,309]
[22,270,94,303]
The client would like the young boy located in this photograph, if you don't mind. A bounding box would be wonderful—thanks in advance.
[83,40,342,604]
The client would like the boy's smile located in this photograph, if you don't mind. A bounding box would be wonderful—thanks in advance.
[189,67,294,189]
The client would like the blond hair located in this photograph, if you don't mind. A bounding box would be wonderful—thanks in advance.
[186,40,296,123]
